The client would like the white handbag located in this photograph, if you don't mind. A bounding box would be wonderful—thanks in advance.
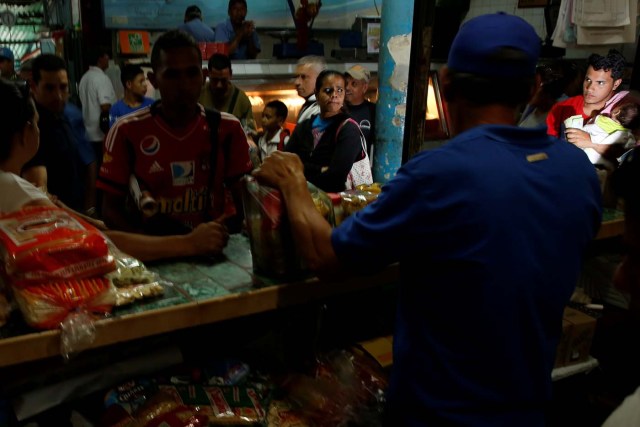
[338,119,374,190]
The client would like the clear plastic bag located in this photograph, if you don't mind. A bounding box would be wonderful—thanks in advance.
[241,176,335,278]
[241,176,306,278]
[339,190,379,220]
[105,242,165,306]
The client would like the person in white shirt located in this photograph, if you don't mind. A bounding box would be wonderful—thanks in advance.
[78,47,117,157]
[565,101,639,170]
[294,55,326,123]
[257,100,290,162]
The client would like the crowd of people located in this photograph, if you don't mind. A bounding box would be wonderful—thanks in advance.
[1,6,640,426]
[0,23,377,252]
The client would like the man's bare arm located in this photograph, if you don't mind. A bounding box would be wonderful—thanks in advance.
[252,151,341,277]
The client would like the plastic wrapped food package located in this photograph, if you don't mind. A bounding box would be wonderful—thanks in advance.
[339,190,379,222]
[158,384,267,425]
[101,390,209,427]
[11,277,116,330]
[0,206,115,287]
[355,183,382,194]
[241,176,305,278]
[106,243,165,306]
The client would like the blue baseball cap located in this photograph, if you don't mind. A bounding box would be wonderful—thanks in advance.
[448,12,540,78]
[0,47,14,61]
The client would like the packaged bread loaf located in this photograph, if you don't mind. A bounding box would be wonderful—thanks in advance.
[12,276,116,329]
[0,206,115,287]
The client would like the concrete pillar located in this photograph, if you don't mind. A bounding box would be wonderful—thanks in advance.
[373,0,414,183]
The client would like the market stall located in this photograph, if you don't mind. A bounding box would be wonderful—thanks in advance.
[0,234,399,368]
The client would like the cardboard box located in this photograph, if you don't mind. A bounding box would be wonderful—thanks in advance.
[554,307,597,368]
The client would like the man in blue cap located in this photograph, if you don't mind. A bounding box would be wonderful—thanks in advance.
[252,12,602,426]
[0,46,16,80]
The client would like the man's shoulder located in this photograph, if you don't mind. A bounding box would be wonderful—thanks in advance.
[555,95,583,108]
[214,19,232,35]
[112,106,154,130]
[111,99,126,110]
[233,85,252,107]
[218,110,242,127]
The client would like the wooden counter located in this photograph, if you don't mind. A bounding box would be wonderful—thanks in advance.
[0,207,622,368]
[596,208,625,240]
[0,235,399,368]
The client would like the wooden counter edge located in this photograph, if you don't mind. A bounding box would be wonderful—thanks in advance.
[596,218,625,240]
[0,264,399,367]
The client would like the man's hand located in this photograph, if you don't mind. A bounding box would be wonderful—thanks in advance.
[252,151,306,190]
[565,128,593,149]
[185,221,229,256]
[238,20,255,40]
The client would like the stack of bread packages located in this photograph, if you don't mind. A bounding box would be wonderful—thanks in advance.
[0,206,117,356]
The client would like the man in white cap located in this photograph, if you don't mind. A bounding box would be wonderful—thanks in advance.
[345,64,376,158]
[252,12,601,426]
[0,47,17,80]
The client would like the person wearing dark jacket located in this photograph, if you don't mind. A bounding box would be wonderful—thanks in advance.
[285,69,365,193]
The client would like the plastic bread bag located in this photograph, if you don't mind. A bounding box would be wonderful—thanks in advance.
[101,389,209,427]
[241,176,336,278]
[277,348,389,427]
[355,182,383,195]
[339,190,379,220]
[307,181,335,227]
[158,383,267,425]
[241,176,306,278]
[11,277,117,358]
[0,206,115,287]
[105,242,165,306]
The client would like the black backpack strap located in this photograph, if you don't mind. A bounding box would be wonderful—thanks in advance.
[203,108,221,222]
[228,87,240,115]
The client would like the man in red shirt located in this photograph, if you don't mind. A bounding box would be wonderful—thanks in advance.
[547,49,629,160]
[98,30,252,243]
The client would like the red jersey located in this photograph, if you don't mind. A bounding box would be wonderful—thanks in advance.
[546,91,630,137]
[98,104,252,229]
[546,96,587,137]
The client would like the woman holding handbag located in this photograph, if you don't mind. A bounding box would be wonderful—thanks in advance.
[285,70,372,193]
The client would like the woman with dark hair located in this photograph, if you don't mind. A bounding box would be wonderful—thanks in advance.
[0,79,50,212]
[0,77,229,262]
[285,69,368,192]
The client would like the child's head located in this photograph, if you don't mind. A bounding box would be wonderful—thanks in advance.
[262,100,288,132]
[612,102,640,129]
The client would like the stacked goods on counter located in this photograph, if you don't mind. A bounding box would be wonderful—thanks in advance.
[98,347,388,427]
[332,183,382,226]
[0,206,166,355]
[0,206,117,330]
